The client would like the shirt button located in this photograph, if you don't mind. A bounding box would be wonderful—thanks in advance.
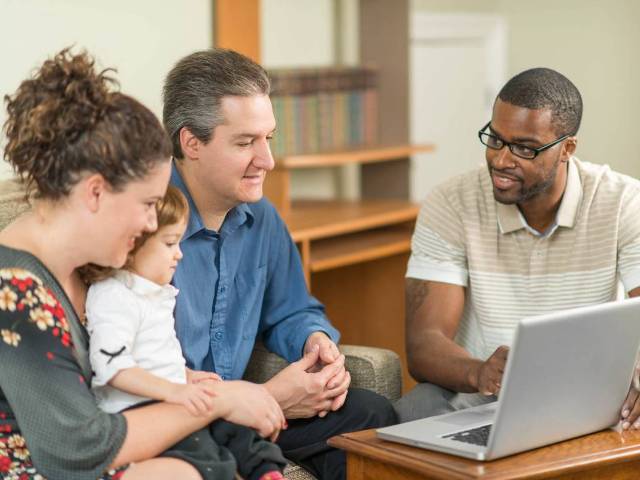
[220,375,226,380]
[220,286,226,293]
[214,331,223,340]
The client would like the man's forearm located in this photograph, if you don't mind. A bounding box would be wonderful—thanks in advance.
[407,329,482,393]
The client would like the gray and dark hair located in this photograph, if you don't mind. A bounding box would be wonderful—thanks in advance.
[162,48,271,159]
[497,67,583,137]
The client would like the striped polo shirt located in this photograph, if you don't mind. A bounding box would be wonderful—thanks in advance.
[407,157,640,362]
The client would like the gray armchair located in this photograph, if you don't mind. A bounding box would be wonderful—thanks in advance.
[0,178,403,480]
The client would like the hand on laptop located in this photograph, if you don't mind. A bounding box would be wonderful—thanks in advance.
[470,345,509,396]
[620,364,640,430]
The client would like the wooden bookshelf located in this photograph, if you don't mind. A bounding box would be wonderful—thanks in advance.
[214,0,260,62]
[284,199,418,279]
[277,144,433,169]
[266,144,434,392]
[265,144,433,217]
[309,224,414,272]
[282,197,421,392]
[287,198,419,242]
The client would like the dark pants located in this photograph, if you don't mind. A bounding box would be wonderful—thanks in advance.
[164,420,287,480]
[276,388,397,480]
[394,382,495,423]
[210,420,287,479]
[124,398,286,480]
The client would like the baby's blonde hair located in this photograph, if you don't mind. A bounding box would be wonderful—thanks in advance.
[125,184,189,264]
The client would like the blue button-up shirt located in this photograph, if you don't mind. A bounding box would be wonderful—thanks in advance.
[171,167,340,380]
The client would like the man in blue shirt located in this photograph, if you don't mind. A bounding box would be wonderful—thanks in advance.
[162,49,396,480]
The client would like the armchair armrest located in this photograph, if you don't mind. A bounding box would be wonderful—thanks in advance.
[0,179,30,230]
[340,344,401,402]
[243,343,401,402]
[243,342,289,384]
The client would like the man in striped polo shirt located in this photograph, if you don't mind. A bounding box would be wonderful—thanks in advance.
[396,68,640,431]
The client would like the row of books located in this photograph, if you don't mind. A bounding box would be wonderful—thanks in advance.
[268,67,379,157]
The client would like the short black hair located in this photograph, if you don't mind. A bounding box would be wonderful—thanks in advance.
[497,68,582,136]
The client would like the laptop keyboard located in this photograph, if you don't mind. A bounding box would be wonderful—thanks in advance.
[442,424,492,446]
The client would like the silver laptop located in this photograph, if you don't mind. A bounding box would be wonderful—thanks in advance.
[378,298,640,460]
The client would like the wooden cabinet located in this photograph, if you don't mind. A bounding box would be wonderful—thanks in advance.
[266,144,434,391]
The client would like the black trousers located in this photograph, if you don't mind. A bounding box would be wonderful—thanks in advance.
[126,401,286,480]
[164,420,287,480]
[210,420,287,479]
[276,388,397,480]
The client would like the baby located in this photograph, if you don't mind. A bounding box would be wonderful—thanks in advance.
[86,185,286,480]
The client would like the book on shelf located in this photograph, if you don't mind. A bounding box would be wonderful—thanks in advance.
[269,66,379,158]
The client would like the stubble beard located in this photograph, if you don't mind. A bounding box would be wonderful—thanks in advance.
[491,157,560,206]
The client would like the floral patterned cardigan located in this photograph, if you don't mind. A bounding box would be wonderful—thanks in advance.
[0,245,127,480]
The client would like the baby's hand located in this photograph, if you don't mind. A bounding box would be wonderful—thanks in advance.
[186,368,222,384]
[166,383,216,416]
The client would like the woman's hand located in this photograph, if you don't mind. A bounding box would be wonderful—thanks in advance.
[212,380,286,441]
[165,383,217,417]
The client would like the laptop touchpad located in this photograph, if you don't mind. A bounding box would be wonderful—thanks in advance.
[441,410,494,426]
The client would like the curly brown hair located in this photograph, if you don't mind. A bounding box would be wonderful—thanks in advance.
[3,48,171,200]
[81,185,189,284]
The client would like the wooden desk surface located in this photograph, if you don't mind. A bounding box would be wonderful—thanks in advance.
[328,428,640,479]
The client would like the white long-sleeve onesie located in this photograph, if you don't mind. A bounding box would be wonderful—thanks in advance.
[86,271,186,413]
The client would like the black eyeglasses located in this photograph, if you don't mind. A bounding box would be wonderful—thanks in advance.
[478,122,570,160]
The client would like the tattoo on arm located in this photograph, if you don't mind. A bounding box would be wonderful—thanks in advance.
[406,279,429,325]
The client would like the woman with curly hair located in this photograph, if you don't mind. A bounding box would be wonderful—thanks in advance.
[0,49,285,480]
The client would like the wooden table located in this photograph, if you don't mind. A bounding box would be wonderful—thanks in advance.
[328,428,640,479]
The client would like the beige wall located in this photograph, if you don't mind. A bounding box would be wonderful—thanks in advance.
[4,1,633,186]
[0,0,212,180]
[413,0,640,178]
[0,0,346,196]
[412,0,499,12]
[261,0,335,68]
[501,0,640,178]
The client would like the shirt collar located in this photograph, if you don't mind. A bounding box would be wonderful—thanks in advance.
[115,270,178,298]
[170,162,254,240]
[496,157,582,235]
[555,157,582,228]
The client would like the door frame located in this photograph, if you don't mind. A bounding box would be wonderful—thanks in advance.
[409,13,507,201]
[410,13,507,111]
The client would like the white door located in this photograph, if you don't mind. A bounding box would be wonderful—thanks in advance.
[410,14,507,202]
